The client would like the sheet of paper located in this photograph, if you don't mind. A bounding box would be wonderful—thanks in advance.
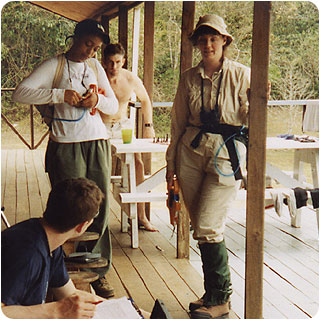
[93,296,142,319]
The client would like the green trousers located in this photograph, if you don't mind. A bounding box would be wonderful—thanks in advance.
[45,139,111,278]
[199,241,232,306]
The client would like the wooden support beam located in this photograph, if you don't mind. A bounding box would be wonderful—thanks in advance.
[131,7,141,138]
[118,5,128,69]
[143,1,155,100]
[245,2,271,318]
[176,1,195,259]
[142,1,155,176]
[180,1,195,74]
[132,7,140,77]
[100,15,109,36]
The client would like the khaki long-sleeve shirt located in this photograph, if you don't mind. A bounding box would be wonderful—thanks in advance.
[166,58,250,172]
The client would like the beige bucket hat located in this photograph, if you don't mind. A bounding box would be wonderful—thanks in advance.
[189,14,233,45]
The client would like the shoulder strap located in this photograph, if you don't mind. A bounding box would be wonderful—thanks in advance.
[87,58,99,81]
[52,54,65,88]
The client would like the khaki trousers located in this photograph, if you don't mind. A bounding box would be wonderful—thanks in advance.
[176,140,245,243]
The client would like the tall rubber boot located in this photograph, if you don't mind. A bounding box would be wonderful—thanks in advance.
[199,241,232,307]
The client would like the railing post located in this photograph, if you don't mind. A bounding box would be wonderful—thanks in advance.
[30,105,35,149]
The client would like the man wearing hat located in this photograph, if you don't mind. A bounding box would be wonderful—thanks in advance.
[13,19,119,298]
[166,14,250,318]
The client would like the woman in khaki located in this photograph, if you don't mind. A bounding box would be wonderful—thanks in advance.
[166,14,250,319]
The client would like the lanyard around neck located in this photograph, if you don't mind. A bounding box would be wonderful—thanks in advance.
[201,69,223,114]
[65,54,88,90]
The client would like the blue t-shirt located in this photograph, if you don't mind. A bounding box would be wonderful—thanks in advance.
[1,218,69,306]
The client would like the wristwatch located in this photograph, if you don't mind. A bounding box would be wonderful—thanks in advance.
[144,123,153,127]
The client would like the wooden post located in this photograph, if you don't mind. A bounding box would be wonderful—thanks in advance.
[100,15,109,65]
[143,1,155,220]
[143,1,155,101]
[100,15,109,36]
[142,1,155,176]
[30,105,34,149]
[180,1,195,74]
[118,5,128,69]
[131,7,141,137]
[176,1,195,259]
[132,7,140,77]
[245,2,271,318]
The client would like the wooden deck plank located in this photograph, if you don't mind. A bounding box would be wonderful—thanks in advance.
[24,150,43,218]
[225,216,318,318]
[2,150,17,226]
[151,202,318,319]
[227,219,318,296]
[105,260,128,299]
[111,247,156,314]
[2,148,318,319]
[123,205,238,319]
[1,149,7,203]
[109,207,189,318]
[16,149,29,222]
[31,149,50,210]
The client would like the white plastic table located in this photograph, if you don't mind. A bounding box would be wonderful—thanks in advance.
[110,138,168,248]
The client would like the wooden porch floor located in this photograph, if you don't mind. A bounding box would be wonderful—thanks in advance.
[1,148,319,319]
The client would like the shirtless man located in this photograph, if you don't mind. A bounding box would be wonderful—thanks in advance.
[101,43,157,232]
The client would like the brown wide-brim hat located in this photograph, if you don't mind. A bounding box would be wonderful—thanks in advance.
[189,14,233,46]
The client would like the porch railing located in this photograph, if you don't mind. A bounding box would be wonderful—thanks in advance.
[1,88,50,150]
[1,87,318,150]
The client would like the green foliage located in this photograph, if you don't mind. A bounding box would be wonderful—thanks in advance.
[1,1,75,120]
[1,1,318,126]
[153,107,171,136]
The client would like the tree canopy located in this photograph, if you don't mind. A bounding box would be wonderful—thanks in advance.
[1,1,319,120]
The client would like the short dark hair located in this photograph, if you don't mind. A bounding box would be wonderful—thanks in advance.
[103,43,126,59]
[190,26,221,46]
[73,19,110,44]
[43,178,104,233]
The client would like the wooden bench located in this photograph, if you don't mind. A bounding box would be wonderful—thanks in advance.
[112,166,168,248]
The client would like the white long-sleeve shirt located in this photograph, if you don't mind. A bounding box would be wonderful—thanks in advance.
[13,55,118,143]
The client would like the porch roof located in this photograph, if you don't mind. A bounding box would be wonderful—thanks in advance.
[29,1,142,22]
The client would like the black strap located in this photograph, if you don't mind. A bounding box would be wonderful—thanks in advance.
[223,136,243,180]
[192,70,244,180]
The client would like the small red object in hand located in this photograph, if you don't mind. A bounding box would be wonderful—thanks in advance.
[89,84,98,115]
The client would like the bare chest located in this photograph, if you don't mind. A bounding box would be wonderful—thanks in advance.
[110,79,133,105]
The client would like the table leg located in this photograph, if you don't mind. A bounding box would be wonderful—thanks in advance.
[291,208,302,228]
[130,203,139,249]
[121,209,128,232]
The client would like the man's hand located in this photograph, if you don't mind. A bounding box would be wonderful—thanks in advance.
[77,92,98,109]
[64,90,98,109]
[56,290,103,319]
[143,126,155,139]
[64,89,83,106]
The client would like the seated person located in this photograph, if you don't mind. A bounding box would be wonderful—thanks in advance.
[1,178,105,319]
